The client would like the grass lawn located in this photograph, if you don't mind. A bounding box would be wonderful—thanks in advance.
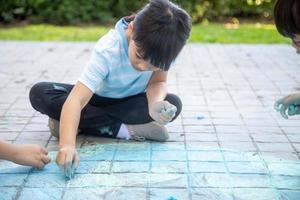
[0,23,290,44]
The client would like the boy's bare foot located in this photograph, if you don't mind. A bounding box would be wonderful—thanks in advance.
[10,144,51,169]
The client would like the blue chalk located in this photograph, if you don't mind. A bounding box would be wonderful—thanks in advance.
[64,161,75,180]
[197,116,205,120]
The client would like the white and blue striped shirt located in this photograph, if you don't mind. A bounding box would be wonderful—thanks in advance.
[78,18,153,98]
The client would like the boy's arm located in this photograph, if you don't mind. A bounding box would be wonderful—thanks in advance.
[146,71,177,124]
[146,71,168,107]
[59,81,93,147]
[56,81,93,177]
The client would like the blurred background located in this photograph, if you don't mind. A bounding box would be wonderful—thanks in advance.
[0,0,290,43]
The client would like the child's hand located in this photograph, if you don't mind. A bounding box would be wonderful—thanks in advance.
[56,145,79,180]
[11,144,51,169]
[274,93,300,119]
[149,101,177,125]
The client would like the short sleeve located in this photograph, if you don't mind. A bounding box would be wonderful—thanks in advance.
[78,51,109,93]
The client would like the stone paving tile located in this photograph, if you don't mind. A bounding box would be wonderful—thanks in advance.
[190,173,231,188]
[0,132,19,140]
[63,188,147,200]
[76,161,111,174]
[149,188,189,200]
[272,175,300,190]
[294,144,300,152]
[227,161,268,174]
[187,151,223,162]
[251,134,290,143]
[152,150,186,161]
[287,134,300,143]
[191,188,234,200]
[149,173,188,188]
[267,162,300,176]
[19,188,63,200]
[233,188,277,200]
[26,173,66,188]
[0,187,18,200]
[0,174,28,187]
[115,150,151,161]
[0,42,300,199]
[112,161,149,173]
[151,161,187,173]
[0,161,31,174]
[189,161,226,173]
[278,190,300,200]
[186,141,220,150]
[260,152,300,162]
[220,141,257,152]
[185,133,218,142]
[256,142,296,153]
[218,133,252,142]
[229,174,271,188]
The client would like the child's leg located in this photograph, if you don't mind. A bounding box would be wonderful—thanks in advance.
[29,82,122,138]
[29,82,182,141]
[93,92,182,125]
[100,93,182,141]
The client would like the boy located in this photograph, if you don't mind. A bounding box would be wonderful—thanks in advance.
[274,0,300,119]
[29,0,191,178]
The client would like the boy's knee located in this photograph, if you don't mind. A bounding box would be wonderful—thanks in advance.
[29,82,49,113]
[30,82,46,96]
[165,93,182,120]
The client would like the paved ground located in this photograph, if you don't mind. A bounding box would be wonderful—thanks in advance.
[0,41,299,200]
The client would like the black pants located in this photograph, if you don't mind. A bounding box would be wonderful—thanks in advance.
[29,82,182,137]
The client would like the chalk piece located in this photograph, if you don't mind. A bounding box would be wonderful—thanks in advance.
[64,161,75,180]
[197,116,205,120]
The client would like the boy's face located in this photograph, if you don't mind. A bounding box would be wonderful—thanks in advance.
[128,39,160,72]
[126,21,161,72]
[292,34,300,54]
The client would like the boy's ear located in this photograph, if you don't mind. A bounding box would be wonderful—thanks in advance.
[128,21,134,30]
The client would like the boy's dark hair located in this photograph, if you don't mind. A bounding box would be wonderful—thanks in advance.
[274,0,300,38]
[125,0,191,71]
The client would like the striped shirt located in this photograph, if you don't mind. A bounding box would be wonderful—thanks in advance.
[78,18,153,98]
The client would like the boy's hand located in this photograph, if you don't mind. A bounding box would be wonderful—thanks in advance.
[274,93,300,119]
[56,145,79,180]
[11,144,51,169]
[149,101,177,125]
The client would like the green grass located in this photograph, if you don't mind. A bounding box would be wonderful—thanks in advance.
[0,24,109,41]
[0,23,291,44]
[190,23,290,44]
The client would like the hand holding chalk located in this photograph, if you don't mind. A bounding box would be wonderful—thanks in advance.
[160,104,177,120]
[56,145,79,180]
[149,101,177,125]
[287,104,300,116]
[274,93,300,119]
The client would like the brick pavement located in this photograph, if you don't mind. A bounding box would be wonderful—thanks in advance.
[0,41,299,200]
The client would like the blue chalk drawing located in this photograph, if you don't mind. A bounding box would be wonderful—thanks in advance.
[0,143,299,199]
